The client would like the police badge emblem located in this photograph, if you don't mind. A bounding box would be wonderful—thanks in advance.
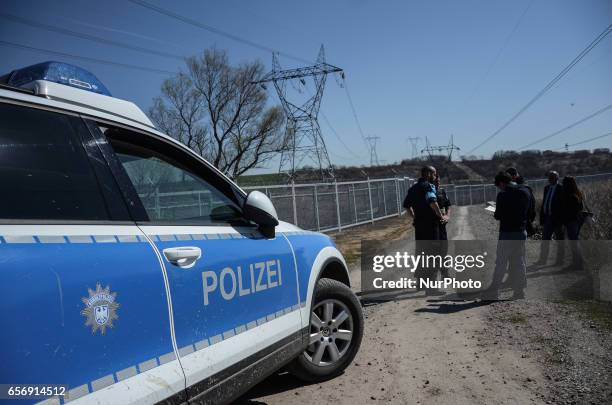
[81,283,119,334]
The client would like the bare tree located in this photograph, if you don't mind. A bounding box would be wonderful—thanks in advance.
[149,49,285,179]
[149,73,209,157]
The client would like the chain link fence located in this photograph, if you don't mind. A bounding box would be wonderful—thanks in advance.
[445,172,612,207]
[143,172,612,233]
[243,178,412,232]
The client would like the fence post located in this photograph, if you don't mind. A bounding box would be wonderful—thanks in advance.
[453,186,457,206]
[483,184,486,203]
[381,181,387,216]
[314,184,320,231]
[291,181,298,226]
[469,185,473,205]
[352,184,358,223]
[334,181,342,232]
[155,186,160,219]
[367,177,374,224]
[198,192,202,217]
[395,178,401,216]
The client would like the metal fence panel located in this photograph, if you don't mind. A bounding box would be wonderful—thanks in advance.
[147,173,612,234]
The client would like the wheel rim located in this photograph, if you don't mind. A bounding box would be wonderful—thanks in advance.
[304,298,354,367]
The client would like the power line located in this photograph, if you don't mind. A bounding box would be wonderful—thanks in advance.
[319,110,364,160]
[342,77,368,145]
[128,0,313,65]
[518,102,612,149]
[328,150,360,162]
[468,22,612,154]
[301,83,364,160]
[464,0,534,105]
[556,130,612,150]
[0,40,175,75]
[0,12,185,61]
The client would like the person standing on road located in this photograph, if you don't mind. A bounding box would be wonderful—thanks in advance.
[536,170,564,265]
[403,166,447,296]
[433,173,451,279]
[485,172,531,300]
[506,167,536,237]
[560,176,585,270]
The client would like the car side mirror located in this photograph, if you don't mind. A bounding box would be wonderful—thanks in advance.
[243,191,279,237]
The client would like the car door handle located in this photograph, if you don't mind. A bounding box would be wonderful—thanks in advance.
[162,247,202,269]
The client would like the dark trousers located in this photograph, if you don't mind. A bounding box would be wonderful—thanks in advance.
[538,215,564,264]
[414,220,440,286]
[414,220,440,240]
[490,231,527,294]
[439,223,449,278]
[565,220,584,268]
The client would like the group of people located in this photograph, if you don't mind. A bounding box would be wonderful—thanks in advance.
[537,170,588,265]
[491,168,589,298]
[403,165,589,300]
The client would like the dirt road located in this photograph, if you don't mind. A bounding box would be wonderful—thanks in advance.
[238,207,612,404]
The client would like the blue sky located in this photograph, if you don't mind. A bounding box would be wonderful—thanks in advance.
[1,0,611,172]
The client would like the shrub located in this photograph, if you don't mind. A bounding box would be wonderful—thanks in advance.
[581,180,612,240]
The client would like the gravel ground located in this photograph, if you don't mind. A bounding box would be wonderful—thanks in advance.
[468,205,612,405]
[237,206,612,405]
[480,300,612,405]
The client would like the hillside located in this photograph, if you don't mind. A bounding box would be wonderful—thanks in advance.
[462,149,612,181]
[237,149,612,187]
[238,156,470,186]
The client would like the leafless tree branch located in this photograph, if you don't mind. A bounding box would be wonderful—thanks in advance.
[149,48,284,179]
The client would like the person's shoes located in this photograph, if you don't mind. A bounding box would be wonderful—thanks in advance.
[480,289,499,302]
[512,290,525,300]
[425,289,446,297]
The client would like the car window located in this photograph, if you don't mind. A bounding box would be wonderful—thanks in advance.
[0,102,110,221]
[106,134,245,225]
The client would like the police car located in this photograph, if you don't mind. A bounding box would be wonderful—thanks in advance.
[0,62,363,405]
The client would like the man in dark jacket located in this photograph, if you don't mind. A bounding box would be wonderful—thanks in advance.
[403,166,447,240]
[506,167,536,235]
[536,170,564,264]
[484,172,531,300]
[403,166,447,296]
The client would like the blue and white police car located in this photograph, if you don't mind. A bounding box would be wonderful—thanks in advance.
[0,62,363,405]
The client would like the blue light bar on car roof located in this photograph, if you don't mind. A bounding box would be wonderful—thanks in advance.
[6,61,111,96]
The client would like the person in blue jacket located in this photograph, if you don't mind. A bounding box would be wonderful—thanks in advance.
[403,166,448,296]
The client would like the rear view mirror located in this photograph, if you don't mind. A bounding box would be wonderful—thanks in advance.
[243,191,279,237]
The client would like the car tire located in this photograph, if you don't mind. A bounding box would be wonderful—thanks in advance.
[287,277,364,382]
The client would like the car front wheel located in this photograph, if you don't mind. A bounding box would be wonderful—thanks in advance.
[288,278,364,382]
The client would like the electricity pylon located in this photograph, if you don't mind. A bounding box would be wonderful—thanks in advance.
[254,45,343,181]
[407,137,420,159]
[365,135,381,166]
[422,135,460,161]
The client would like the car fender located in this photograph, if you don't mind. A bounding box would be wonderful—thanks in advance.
[301,246,349,324]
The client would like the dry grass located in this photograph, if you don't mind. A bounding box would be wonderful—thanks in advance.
[532,180,612,240]
[329,215,413,265]
[581,180,612,240]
